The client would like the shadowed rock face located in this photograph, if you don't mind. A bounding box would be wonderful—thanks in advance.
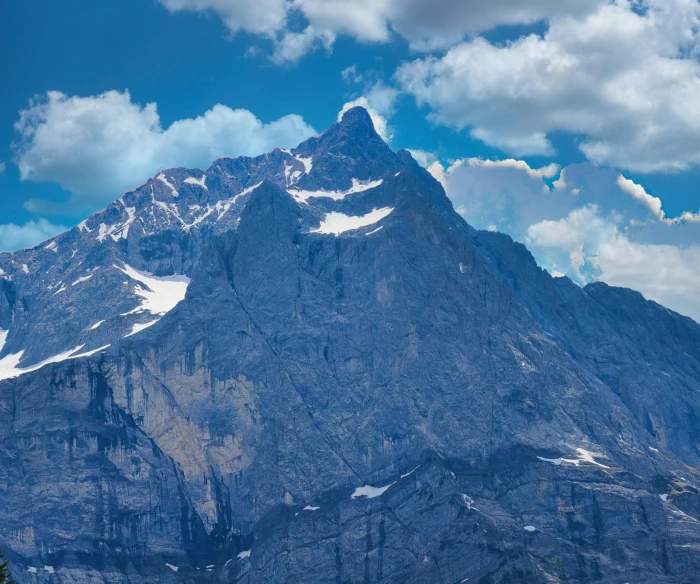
[1,108,700,584]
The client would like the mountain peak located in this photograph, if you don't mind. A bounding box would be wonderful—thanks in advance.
[337,106,377,135]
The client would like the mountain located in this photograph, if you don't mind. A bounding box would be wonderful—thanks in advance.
[1,107,700,584]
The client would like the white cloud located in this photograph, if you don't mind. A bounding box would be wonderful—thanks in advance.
[617,174,700,224]
[13,90,316,211]
[155,0,604,62]
[0,161,5,174]
[341,64,363,84]
[526,205,700,322]
[0,219,67,252]
[406,150,447,186]
[617,174,665,221]
[453,158,559,181]
[157,0,288,35]
[396,0,700,172]
[419,157,700,321]
[272,26,335,64]
[526,205,619,280]
[338,82,398,142]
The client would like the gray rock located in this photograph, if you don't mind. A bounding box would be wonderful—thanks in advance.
[1,107,700,583]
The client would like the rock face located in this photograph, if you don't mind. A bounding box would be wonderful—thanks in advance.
[1,107,700,583]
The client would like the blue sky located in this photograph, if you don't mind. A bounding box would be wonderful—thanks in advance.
[2,0,700,321]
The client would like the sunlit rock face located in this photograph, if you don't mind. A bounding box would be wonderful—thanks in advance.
[2,108,700,584]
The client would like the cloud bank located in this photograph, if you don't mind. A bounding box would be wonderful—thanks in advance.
[13,90,316,211]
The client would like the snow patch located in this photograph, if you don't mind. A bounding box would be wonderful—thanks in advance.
[303,505,320,511]
[0,345,102,382]
[401,465,420,479]
[157,173,179,196]
[365,226,383,236]
[89,320,105,331]
[0,330,7,354]
[184,174,207,190]
[22,264,29,275]
[237,550,251,560]
[27,567,37,573]
[77,219,92,233]
[213,182,263,221]
[312,207,394,236]
[288,178,383,203]
[538,448,610,469]
[351,482,395,499]
[52,284,67,296]
[165,564,178,572]
[72,274,93,286]
[116,264,189,316]
[97,207,137,242]
[44,241,57,252]
[296,155,312,174]
[43,566,55,574]
[524,525,537,532]
[649,446,659,452]
[125,319,161,338]
[660,493,669,502]
[462,494,477,510]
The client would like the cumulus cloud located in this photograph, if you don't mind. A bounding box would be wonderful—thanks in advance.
[157,0,288,35]
[411,154,700,321]
[407,150,448,186]
[453,158,559,181]
[0,219,68,252]
[272,26,335,64]
[338,82,398,142]
[617,174,700,224]
[13,90,316,211]
[526,205,700,322]
[396,0,700,173]
[155,0,604,62]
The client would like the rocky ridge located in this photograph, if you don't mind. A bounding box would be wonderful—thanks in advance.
[0,108,699,583]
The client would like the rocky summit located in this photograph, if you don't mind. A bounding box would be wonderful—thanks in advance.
[1,107,700,584]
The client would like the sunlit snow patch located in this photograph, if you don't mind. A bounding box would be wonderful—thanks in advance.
[0,344,110,382]
[303,505,320,511]
[157,173,179,196]
[184,174,207,189]
[401,465,420,479]
[289,178,383,203]
[116,264,190,316]
[125,319,161,338]
[237,550,251,560]
[72,274,93,286]
[538,447,610,469]
[351,482,395,499]
[312,207,394,236]
[524,525,537,532]
[165,564,178,572]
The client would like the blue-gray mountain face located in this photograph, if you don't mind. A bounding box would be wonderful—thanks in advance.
[1,108,700,584]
